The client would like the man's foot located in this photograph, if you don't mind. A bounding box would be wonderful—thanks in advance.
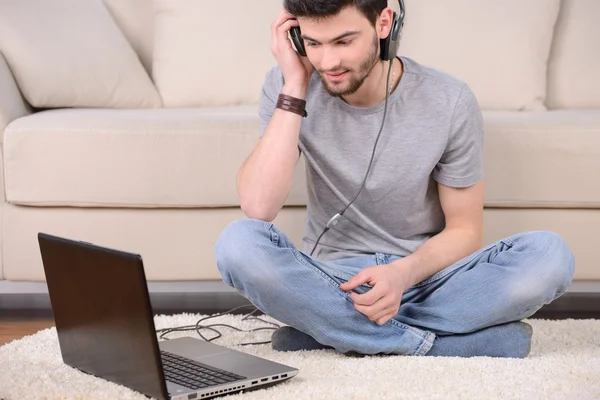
[425,321,533,358]
[271,326,333,352]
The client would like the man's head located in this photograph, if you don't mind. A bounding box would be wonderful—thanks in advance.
[283,0,394,97]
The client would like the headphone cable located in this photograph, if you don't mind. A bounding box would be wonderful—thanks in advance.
[310,59,395,257]
[157,62,396,347]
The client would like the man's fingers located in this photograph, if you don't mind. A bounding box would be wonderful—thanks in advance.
[278,18,299,36]
[353,303,378,319]
[350,282,386,306]
[354,297,398,323]
[272,9,296,36]
[271,16,300,55]
[340,271,370,291]
[354,296,389,319]
[376,313,396,326]
[372,306,396,325]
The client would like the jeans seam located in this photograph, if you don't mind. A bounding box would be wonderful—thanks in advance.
[491,237,517,265]
[291,248,355,293]
[413,331,435,356]
[500,236,517,249]
[264,223,341,293]
[389,319,437,351]
[264,222,278,246]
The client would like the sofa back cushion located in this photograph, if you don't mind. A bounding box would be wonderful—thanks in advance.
[0,0,162,109]
[546,0,600,109]
[398,0,561,111]
[152,0,279,107]
[0,53,31,140]
[103,0,155,75]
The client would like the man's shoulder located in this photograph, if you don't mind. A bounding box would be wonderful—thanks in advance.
[261,65,284,97]
[401,56,481,114]
[401,56,467,94]
[264,64,283,81]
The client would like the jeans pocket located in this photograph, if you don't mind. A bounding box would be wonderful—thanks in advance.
[331,271,373,295]
[264,222,281,247]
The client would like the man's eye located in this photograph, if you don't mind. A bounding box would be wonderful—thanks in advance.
[338,40,352,46]
[306,42,319,47]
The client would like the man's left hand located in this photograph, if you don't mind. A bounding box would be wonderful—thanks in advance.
[339,261,415,326]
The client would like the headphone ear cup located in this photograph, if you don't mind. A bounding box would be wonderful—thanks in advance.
[290,26,307,57]
[380,11,399,61]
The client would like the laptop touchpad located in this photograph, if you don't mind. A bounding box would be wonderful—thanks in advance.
[195,351,268,373]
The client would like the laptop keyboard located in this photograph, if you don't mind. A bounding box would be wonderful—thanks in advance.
[161,351,246,390]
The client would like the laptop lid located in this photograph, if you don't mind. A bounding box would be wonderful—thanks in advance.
[38,233,169,400]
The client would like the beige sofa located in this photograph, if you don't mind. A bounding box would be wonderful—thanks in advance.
[0,0,598,298]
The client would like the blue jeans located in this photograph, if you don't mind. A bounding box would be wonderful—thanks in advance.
[214,219,575,356]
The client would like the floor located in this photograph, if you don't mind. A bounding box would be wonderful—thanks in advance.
[0,309,225,347]
[3,313,600,347]
[0,318,54,346]
[2,291,599,347]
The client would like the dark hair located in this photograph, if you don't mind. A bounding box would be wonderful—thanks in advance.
[283,0,388,27]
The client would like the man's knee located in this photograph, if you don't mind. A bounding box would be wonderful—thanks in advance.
[514,230,575,300]
[214,218,269,286]
[533,230,574,292]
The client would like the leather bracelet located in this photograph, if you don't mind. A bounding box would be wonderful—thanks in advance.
[276,93,308,118]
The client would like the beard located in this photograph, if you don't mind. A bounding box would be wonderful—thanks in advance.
[319,32,380,97]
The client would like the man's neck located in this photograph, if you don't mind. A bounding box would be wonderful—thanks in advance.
[340,57,402,108]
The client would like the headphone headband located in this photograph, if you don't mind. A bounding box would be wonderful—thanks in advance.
[290,0,406,59]
[398,0,405,23]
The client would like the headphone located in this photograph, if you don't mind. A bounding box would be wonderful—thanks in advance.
[288,1,406,257]
[290,0,405,61]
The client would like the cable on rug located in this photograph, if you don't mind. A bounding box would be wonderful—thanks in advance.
[155,304,281,346]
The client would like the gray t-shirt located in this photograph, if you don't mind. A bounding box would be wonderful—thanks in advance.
[258,56,484,261]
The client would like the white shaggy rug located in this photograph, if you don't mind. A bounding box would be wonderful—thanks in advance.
[1,313,599,400]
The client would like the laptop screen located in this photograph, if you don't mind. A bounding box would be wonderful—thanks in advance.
[38,233,169,400]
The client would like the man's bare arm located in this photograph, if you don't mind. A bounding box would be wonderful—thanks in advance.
[237,84,306,221]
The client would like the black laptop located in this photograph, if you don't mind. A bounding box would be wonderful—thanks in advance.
[37,232,298,400]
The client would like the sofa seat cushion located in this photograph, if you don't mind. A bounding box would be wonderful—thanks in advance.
[483,110,600,207]
[4,109,599,209]
[3,107,307,208]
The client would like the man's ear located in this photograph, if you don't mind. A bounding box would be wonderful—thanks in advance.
[377,7,395,39]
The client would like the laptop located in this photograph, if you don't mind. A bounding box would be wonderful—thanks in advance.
[37,232,299,400]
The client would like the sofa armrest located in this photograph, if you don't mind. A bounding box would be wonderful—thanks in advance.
[0,52,31,142]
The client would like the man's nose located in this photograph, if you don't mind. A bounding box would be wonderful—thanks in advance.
[320,48,342,71]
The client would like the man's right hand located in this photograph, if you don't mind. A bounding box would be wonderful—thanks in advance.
[270,10,314,94]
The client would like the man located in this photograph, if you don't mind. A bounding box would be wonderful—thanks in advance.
[214,0,575,358]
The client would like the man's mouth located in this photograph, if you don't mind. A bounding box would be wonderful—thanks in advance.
[324,70,349,82]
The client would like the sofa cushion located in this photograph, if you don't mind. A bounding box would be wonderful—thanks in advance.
[3,205,599,281]
[151,0,280,107]
[483,110,600,208]
[0,53,31,141]
[103,0,155,74]
[399,0,560,111]
[546,0,600,109]
[3,107,307,208]
[0,151,4,280]
[2,205,307,281]
[0,0,161,109]
[4,109,599,209]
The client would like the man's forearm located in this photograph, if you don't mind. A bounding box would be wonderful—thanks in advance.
[237,84,307,221]
[392,227,483,288]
